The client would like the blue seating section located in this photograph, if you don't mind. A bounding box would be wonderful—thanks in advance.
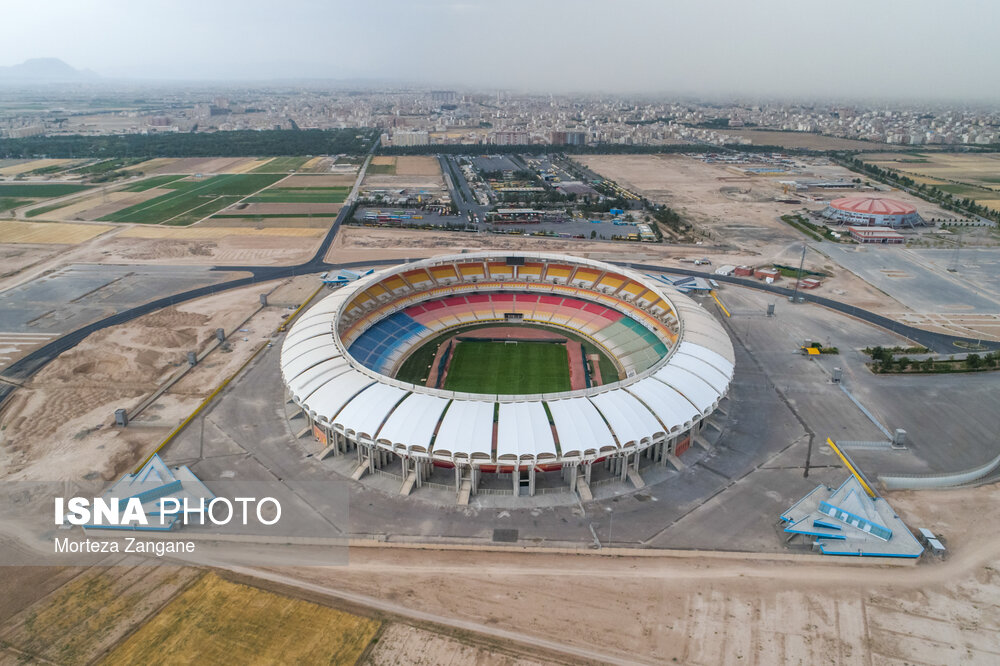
[349,312,428,374]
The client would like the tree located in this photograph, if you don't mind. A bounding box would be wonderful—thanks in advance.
[897,356,911,371]
[921,358,935,372]
[966,353,982,370]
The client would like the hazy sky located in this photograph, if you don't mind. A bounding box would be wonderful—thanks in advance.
[5,0,999,100]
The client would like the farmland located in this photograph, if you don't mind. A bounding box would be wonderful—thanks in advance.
[120,175,186,191]
[245,186,349,204]
[251,156,311,173]
[102,573,381,666]
[98,173,283,225]
[858,152,1000,212]
[0,183,91,197]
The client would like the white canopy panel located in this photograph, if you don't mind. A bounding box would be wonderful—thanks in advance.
[433,401,494,459]
[288,358,351,402]
[497,402,557,460]
[676,341,734,379]
[282,321,333,351]
[307,370,375,423]
[333,383,408,438]
[626,377,700,432]
[377,393,450,452]
[546,397,617,455]
[280,335,338,370]
[589,391,664,447]
[281,344,342,383]
[653,365,719,415]
[667,352,730,395]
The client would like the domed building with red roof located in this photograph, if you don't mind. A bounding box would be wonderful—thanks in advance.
[821,196,925,228]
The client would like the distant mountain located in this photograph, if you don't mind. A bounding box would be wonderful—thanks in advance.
[0,58,98,82]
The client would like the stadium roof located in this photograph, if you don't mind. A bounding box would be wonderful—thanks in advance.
[830,197,916,216]
[280,252,735,465]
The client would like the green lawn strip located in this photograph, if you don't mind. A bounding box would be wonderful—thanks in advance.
[245,190,347,204]
[250,156,310,173]
[0,197,34,213]
[0,183,91,197]
[99,174,282,223]
[444,340,571,394]
[24,200,71,217]
[210,213,340,219]
[120,175,186,192]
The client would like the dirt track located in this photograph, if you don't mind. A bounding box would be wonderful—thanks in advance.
[259,486,1000,666]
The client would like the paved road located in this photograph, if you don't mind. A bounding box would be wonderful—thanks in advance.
[628,262,1000,354]
[3,219,997,406]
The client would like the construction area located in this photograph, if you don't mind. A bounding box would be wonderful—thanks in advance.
[2,148,1000,665]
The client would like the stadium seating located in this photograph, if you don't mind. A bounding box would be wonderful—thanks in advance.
[340,258,679,377]
[348,311,429,374]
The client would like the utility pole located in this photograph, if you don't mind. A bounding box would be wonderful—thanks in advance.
[790,243,807,303]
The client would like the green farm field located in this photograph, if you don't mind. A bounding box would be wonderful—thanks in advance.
[120,175,186,191]
[0,183,91,197]
[245,186,349,204]
[99,173,283,225]
[251,156,311,173]
[444,340,571,394]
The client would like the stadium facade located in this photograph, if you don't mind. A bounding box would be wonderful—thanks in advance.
[821,196,924,228]
[280,252,734,498]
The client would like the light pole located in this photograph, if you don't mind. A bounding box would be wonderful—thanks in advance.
[605,506,613,548]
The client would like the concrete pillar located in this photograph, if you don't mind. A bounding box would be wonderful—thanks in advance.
[568,464,578,492]
[401,455,407,477]
[585,462,593,484]
[512,466,519,494]
[368,446,375,473]
[529,467,536,496]
[471,466,479,494]
[454,465,461,492]
[620,454,629,481]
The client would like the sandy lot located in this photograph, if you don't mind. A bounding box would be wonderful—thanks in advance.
[394,156,442,177]
[0,282,289,482]
[0,159,78,177]
[0,243,70,281]
[718,130,899,151]
[370,156,395,166]
[0,220,115,244]
[75,233,319,266]
[118,226,324,240]
[328,225,894,313]
[275,481,1000,665]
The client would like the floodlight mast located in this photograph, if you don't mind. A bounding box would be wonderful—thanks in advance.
[790,243,807,304]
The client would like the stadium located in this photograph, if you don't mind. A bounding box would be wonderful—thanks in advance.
[280,252,734,499]
[821,196,925,228]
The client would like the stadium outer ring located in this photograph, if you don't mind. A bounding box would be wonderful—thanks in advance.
[280,251,735,498]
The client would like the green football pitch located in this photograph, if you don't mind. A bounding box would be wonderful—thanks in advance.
[443,340,571,394]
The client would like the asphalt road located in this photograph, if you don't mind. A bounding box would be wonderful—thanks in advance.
[2,213,997,406]
[628,263,1000,355]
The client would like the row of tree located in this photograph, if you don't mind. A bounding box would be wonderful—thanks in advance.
[0,129,378,159]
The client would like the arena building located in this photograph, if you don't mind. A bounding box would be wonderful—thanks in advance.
[821,196,924,228]
[280,252,734,500]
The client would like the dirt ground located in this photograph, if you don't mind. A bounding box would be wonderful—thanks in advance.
[717,130,899,151]
[0,282,290,483]
[73,232,320,266]
[366,623,558,666]
[275,482,1000,664]
[327,226,896,313]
